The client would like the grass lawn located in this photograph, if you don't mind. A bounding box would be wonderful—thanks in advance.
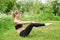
[0,21,60,40]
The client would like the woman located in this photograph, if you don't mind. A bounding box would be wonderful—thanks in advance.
[12,11,51,37]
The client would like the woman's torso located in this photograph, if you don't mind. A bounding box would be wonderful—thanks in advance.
[14,19,24,33]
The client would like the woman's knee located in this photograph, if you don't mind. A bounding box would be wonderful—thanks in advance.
[29,23,36,25]
[29,23,34,26]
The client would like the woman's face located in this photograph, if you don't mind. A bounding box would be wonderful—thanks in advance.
[15,13,20,18]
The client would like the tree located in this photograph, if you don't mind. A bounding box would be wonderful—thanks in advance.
[0,0,15,14]
[52,0,59,16]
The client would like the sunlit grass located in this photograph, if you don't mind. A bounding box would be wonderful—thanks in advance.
[0,20,60,40]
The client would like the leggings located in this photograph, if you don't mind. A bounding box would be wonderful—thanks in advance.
[20,23,45,37]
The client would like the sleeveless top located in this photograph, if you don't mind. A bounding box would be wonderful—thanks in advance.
[15,24,23,30]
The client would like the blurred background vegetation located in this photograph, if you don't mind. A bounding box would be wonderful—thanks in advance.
[0,0,60,21]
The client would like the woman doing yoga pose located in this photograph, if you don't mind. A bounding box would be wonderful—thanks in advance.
[12,11,51,37]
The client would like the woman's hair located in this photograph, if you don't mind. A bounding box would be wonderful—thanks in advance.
[12,11,20,18]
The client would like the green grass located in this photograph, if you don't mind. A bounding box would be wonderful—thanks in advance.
[0,21,60,40]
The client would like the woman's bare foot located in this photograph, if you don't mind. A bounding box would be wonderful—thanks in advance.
[45,23,52,26]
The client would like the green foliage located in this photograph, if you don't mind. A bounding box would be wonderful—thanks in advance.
[0,0,15,14]
[51,0,60,16]
[0,17,14,34]
[0,0,60,17]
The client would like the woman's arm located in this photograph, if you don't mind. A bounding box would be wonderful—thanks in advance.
[21,21,52,26]
[21,21,39,24]
[14,20,52,26]
[14,20,38,25]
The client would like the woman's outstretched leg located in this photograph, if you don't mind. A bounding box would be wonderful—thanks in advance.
[20,23,45,37]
